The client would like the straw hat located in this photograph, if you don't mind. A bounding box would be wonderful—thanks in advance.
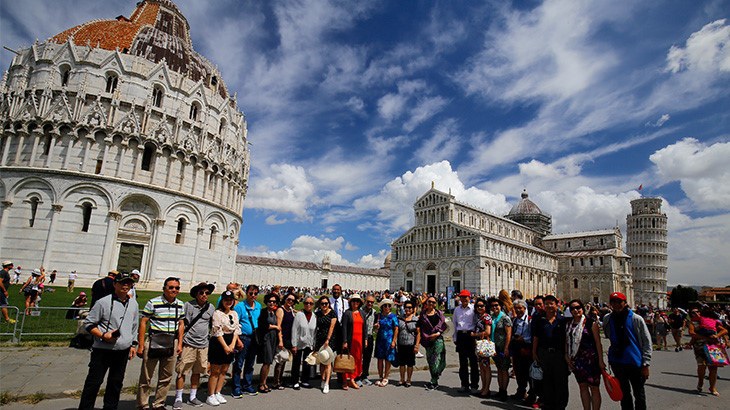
[316,345,335,365]
[274,349,290,364]
[305,351,318,366]
[349,294,362,302]
[378,298,394,308]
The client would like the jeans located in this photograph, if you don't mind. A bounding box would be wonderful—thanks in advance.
[455,332,479,388]
[79,348,130,410]
[611,363,647,410]
[232,334,257,393]
[290,347,313,384]
[358,335,374,380]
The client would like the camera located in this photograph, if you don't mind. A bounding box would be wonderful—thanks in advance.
[111,329,121,338]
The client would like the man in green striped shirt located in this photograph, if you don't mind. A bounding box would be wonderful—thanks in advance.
[137,277,184,410]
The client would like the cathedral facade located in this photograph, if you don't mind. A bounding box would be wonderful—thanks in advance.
[390,187,637,304]
[0,0,250,288]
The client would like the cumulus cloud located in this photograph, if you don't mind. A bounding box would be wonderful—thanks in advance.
[247,163,318,218]
[668,213,730,286]
[357,249,391,269]
[650,138,730,211]
[353,161,509,235]
[345,96,365,114]
[666,19,730,74]
[265,215,287,225]
[240,235,351,264]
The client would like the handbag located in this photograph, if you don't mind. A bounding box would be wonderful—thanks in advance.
[529,362,543,380]
[602,369,623,401]
[704,344,729,367]
[476,339,496,359]
[148,332,176,358]
[333,353,356,373]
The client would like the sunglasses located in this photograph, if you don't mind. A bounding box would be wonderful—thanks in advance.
[198,291,211,295]
[167,286,180,290]
[248,291,259,295]
[228,314,234,325]
[490,304,500,308]
[426,301,436,305]
[286,298,295,303]
[320,302,330,306]
[303,301,314,305]
[475,304,485,309]
[570,306,582,311]
[405,306,414,309]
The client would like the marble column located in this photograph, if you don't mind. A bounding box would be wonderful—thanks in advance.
[41,204,63,268]
[191,227,205,284]
[99,211,122,277]
[44,134,58,168]
[145,218,166,283]
[13,133,26,165]
[1,134,13,166]
[28,132,41,167]
[0,201,12,257]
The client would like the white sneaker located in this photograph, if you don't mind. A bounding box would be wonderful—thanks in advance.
[416,352,425,358]
[206,396,220,406]
[322,384,330,394]
[214,393,227,404]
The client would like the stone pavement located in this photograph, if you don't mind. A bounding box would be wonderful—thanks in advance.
[1,341,728,409]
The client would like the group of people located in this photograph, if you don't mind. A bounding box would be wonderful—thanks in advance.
[14,267,718,410]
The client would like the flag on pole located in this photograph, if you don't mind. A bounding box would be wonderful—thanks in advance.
[638,184,643,191]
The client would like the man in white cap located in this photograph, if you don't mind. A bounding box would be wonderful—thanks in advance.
[0,261,16,324]
[128,270,141,300]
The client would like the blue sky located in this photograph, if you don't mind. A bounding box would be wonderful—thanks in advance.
[2,0,729,286]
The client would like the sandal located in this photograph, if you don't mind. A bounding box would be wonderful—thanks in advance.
[374,380,384,387]
[396,381,404,387]
[710,390,720,396]
[404,382,411,388]
[258,386,268,394]
[381,379,389,387]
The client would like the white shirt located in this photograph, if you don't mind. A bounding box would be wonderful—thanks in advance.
[68,272,77,280]
[453,303,476,341]
[330,296,345,321]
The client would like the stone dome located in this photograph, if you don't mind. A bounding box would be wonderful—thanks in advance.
[508,189,544,215]
[51,0,229,98]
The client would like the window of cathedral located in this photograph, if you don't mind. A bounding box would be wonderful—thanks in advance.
[141,143,156,171]
[61,66,71,87]
[105,73,118,93]
[589,258,594,266]
[175,218,186,244]
[580,258,584,266]
[209,226,218,250]
[81,202,93,232]
[599,257,604,265]
[219,118,227,135]
[189,102,200,121]
[583,239,587,246]
[28,197,40,227]
[567,241,571,248]
[152,85,164,108]
[574,279,579,289]
[571,259,575,266]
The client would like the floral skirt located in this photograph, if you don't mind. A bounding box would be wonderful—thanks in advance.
[572,347,601,386]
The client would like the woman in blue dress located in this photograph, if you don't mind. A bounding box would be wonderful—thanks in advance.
[374,299,399,386]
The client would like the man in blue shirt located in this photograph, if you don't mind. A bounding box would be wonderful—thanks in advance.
[604,292,652,410]
[231,284,261,397]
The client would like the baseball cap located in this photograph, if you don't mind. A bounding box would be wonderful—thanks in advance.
[114,272,135,284]
[2,260,12,267]
[458,289,471,298]
[609,292,627,302]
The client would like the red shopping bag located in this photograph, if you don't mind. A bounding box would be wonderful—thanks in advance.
[602,370,623,402]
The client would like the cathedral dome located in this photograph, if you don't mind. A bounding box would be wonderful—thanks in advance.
[51,0,228,98]
[508,189,544,216]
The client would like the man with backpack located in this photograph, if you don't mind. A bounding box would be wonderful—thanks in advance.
[173,282,216,409]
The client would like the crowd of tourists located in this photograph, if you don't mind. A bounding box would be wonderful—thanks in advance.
[2,261,728,410]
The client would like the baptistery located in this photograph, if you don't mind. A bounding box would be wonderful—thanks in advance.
[0,0,250,287]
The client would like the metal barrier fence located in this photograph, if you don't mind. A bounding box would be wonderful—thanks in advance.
[0,306,21,343]
[17,306,89,342]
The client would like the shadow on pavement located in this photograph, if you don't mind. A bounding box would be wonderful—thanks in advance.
[646,382,702,396]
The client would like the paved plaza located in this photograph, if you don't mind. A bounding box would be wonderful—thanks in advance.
[1,338,727,409]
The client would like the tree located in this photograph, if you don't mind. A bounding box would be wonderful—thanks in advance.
[668,285,698,309]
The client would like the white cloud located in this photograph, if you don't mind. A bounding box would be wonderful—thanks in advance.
[403,96,448,132]
[666,19,730,74]
[265,215,287,225]
[377,93,408,121]
[668,213,730,286]
[344,242,358,251]
[357,249,391,269]
[353,161,509,235]
[650,138,730,211]
[645,114,671,127]
[412,119,461,165]
[239,235,355,266]
[345,96,365,114]
[247,163,318,218]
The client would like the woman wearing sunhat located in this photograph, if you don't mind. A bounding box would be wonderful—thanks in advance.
[314,295,337,393]
[374,299,399,387]
[207,290,240,406]
[341,294,367,389]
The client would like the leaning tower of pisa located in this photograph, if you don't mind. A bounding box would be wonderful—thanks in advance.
[626,197,668,309]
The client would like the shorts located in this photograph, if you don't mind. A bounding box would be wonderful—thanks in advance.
[0,292,8,307]
[176,344,209,374]
[492,353,512,371]
[396,344,416,367]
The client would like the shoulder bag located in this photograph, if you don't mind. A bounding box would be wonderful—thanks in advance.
[333,353,356,373]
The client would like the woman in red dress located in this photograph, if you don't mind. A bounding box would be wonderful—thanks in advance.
[341,294,367,389]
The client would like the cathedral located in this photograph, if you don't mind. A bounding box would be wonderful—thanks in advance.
[0,0,250,287]
[390,187,668,306]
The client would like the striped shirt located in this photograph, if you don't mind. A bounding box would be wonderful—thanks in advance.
[142,295,184,333]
